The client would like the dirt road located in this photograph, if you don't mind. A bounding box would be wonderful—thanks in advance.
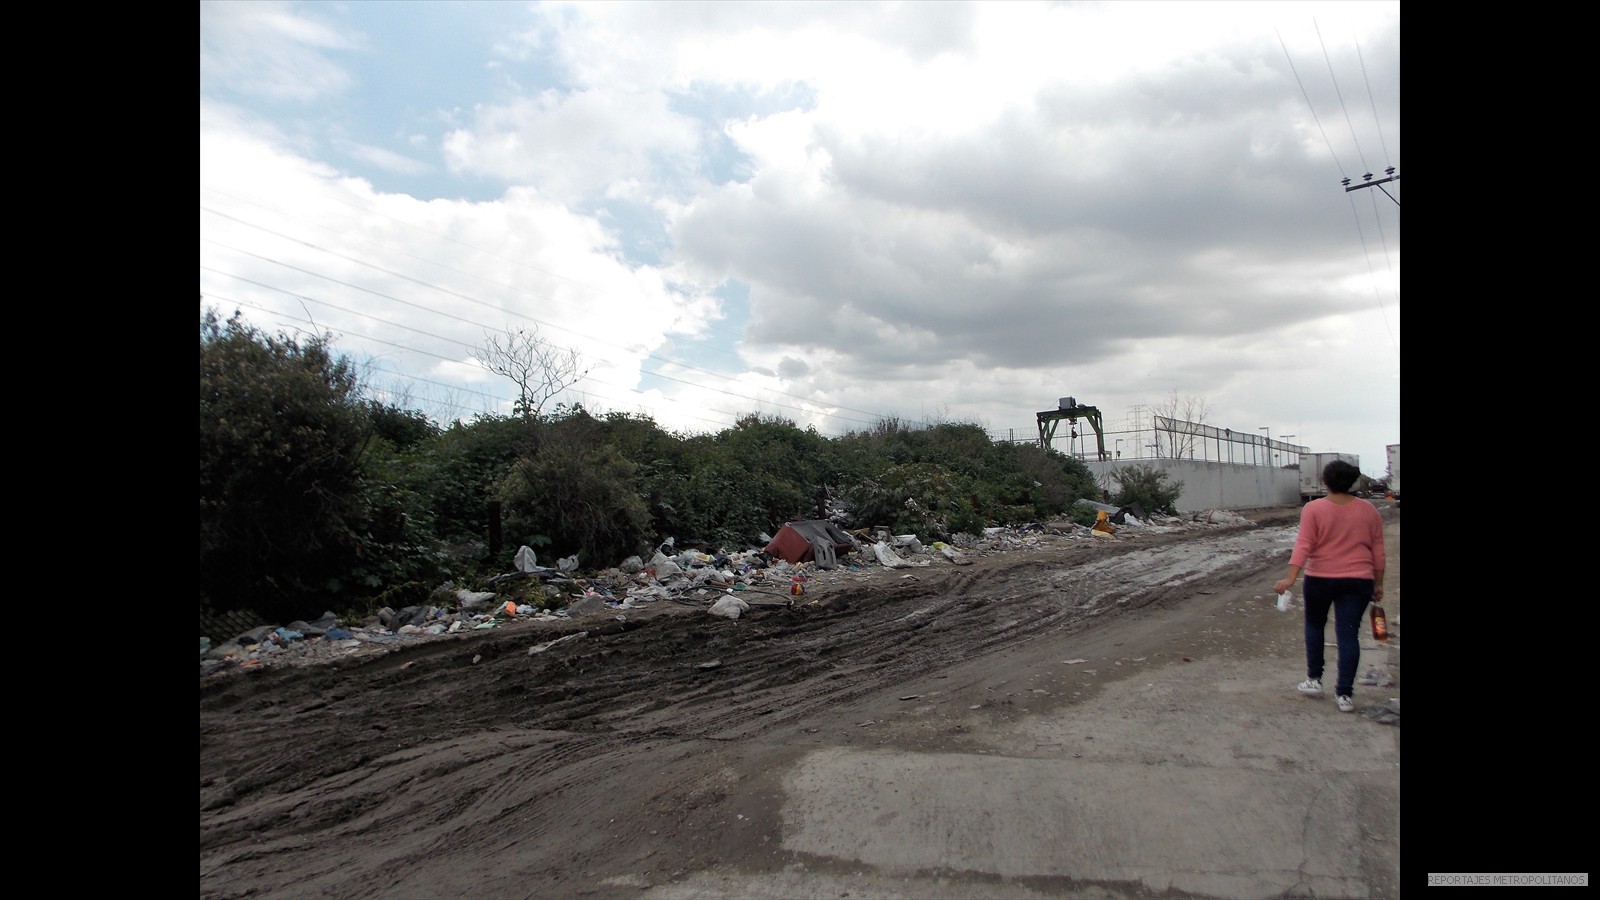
[200,505,1400,899]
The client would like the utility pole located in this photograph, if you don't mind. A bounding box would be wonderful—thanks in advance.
[1344,167,1399,206]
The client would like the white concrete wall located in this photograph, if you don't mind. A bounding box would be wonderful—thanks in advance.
[1087,458,1299,513]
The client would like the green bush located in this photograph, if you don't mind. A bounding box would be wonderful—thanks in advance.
[405,414,539,548]
[494,436,652,569]
[201,317,1132,625]
[200,308,375,623]
[1112,464,1184,516]
[844,462,976,540]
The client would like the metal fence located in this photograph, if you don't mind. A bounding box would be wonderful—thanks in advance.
[989,416,1307,468]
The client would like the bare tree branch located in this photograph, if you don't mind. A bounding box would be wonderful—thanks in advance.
[1153,391,1214,459]
[476,325,590,418]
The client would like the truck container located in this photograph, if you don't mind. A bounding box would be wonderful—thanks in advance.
[1386,443,1400,499]
[1298,452,1360,503]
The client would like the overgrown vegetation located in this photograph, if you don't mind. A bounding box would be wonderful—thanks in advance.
[1110,463,1184,516]
[198,308,1108,630]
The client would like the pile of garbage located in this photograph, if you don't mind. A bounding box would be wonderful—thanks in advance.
[201,511,1248,676]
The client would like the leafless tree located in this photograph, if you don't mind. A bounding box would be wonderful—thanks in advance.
[477,325,590,418]
[1153,390,1213,460]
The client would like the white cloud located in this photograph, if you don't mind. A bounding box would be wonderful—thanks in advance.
[199,0,360,103]
[201,0,1399,466]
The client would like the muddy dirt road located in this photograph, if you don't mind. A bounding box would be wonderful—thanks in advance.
[200,505,1401,899]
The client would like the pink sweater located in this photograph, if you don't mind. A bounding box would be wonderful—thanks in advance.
[1289,497,1385,579]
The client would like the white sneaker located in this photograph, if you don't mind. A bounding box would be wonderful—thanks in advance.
[1298,678,1323,696]
[1336,695,1356,713]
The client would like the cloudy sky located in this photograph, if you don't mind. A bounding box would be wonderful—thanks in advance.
[199,0,1399,472]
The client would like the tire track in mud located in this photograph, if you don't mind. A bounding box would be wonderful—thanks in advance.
[200,523,1298,859]
[510,524,1299,743]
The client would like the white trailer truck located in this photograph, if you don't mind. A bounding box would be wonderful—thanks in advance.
[1299,452,1361,503]
[1386,443,1400,500]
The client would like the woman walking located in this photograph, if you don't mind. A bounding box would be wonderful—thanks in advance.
[1273,459,1386,713]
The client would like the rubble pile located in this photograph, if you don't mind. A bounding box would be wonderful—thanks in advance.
[201,510,1246,676]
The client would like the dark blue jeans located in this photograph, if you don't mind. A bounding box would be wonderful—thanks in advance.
[1302,576,1374,698]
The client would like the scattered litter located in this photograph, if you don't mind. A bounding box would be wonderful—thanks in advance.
[936,543,972,565]
[892,534,924,554]
[708,595,750,620]
[566,595,608,617]
[1063,659,1088,665]
[1201,509,1251,526]
[202,508,1309,678]
[899,694,921,701]
[872,541,913,568]
[1361,697,1401,726]
[696,659,722,670]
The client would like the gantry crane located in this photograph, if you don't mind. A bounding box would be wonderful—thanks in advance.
[1036,397,1107,461]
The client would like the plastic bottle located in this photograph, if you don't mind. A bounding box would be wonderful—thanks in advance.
[1370,604,1388,641]
[1276,591,1291,612]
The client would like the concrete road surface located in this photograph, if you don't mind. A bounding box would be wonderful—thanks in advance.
[640,542,1401,899]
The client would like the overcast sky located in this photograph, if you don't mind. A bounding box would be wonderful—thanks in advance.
[200,0,1399,473]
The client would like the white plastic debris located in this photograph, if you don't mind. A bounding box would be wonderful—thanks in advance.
[873,541,911,568]
[513,545,540,573]
[938,544,971,566]
[708,595,750,619]
[872,541,929,568]
[456,590,497,611]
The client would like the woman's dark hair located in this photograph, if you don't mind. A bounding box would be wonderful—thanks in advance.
[1323,459,1361,494]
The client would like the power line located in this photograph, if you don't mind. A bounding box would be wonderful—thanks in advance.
[1315,18,1369,176]
[1276,27,1347,180]
[1354,36,1393,166]
[201,204,904,426]
[201,279,888,435]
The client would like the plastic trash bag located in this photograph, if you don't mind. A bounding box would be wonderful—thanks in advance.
[513,545,539,573]
[892,535,923,554]
[873,541,911,568]
[708,595,750,619]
